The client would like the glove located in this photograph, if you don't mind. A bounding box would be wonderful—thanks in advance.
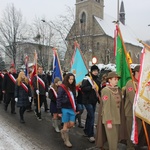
[29,97,32,102]
[15,98,18,102]
[46,92,48,97]
[36,90,39,95]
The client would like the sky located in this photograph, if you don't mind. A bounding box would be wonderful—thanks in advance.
[0,0,150,40]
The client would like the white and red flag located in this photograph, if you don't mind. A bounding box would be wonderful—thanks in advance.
[131,45,150,144]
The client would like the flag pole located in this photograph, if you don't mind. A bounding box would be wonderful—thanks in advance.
[117,26,150,147]
[35,51,40,113]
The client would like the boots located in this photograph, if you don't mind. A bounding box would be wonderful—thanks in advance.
[63,130,72,148]
[52,118,55,127]
[53,119,60,132]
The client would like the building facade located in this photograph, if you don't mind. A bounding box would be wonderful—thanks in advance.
[65,0,142,70]
[5,41,53,71]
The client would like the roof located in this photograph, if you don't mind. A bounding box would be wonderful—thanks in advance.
[94,14,142,47]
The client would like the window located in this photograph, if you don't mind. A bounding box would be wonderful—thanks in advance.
[137,53,140,63]
[81,12,86,23]
[95,0,100,3]
[96,42,100,51]
[80,12,86,35]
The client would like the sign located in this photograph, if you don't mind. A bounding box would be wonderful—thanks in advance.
[92,56,98,64]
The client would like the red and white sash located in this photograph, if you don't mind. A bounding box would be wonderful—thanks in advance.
[20,82,29,93]
[7,73,16,84]
[8,73,28,92]
[37,76,45,89]
[0,73,4,78]
[60,84,76,112]
[50,86,57,99]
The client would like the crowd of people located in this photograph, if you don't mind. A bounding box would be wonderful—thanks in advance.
[0,64,149,149]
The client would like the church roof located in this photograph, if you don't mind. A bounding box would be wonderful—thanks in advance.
[94,14,142,47]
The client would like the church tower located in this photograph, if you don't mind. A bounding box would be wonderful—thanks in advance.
[75,0,104,35]
[119,1,125,25]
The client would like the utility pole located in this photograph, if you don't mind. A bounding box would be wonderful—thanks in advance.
[41,20,53,71]
[117,0,120,22]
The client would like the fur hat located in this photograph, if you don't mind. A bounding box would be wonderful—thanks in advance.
[133,65,140,72]
[91,65,99,72]
[106,71,120,80]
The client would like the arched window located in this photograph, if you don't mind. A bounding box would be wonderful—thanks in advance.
[81,12,86,23]
[80,12,86,35]
[97,42,100,51]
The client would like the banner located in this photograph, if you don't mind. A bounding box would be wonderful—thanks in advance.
[70,42,88,84]
[134,47,150,124]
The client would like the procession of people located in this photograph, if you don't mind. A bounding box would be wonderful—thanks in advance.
[0,62,149,150]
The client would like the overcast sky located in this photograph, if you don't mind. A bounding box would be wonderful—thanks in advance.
[0,0,149,40]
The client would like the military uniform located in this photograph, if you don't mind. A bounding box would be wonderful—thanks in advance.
[125,79,142,150]
[102,85,122,150]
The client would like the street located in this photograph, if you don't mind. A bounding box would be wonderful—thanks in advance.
[0,98,128,150]
[0,100,95,150]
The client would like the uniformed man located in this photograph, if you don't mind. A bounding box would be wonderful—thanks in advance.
[125,65,142,150]
[2,66,18,114]
[32,66,49,120]
[101,71,122,150]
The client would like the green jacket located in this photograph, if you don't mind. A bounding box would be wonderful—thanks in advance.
[124,79,137,117]
[101,86,122,124]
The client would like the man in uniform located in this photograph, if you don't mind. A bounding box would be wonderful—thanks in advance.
[2,66,18,114]
[125,65,142,149]
[33,66,49,120]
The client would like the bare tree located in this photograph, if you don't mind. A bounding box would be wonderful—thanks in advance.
[0,3,26,66]
[31,17,54,70]
[50,6,75,56]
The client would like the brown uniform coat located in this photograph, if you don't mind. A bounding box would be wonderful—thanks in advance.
[96,86,127,148]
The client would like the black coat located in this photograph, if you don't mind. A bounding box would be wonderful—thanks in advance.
[33,74,48,95]
[2,72,18,93]
[15,82,31,107]
[81,74,101,105]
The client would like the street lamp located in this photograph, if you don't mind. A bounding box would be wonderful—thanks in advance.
[41,19,53,71]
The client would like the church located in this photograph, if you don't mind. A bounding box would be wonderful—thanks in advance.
[65,0,142,70]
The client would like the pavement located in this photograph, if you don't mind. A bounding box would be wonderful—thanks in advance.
[0,99,143,150]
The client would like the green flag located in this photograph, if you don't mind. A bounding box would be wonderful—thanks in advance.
[115,25,132,88]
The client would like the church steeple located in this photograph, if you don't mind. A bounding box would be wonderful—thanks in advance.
[75,0,104,35]
[119,1,125,25]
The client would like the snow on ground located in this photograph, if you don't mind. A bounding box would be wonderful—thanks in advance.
[0,116,40,150]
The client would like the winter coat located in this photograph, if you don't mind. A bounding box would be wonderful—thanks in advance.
[49,88,56,103]
[15,81,31,107]
[32,74,48,95]
[81,74,101,105]
[95,87,127,148]
[57,85,76,114]
[2,72,18,93]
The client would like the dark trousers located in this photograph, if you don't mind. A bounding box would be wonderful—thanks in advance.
[19,106,26,120]
[5,93,16,112]
[84,104,96,137]
[35,95,45,118]
[44,97,48,111]
[0,90,3,102]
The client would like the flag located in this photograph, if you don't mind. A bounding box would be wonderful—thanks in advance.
[52,48,63,83]
[134,45,150,124]
[30,51,38,82]
[24,55,29,77]
[115,25,132,88]
[70,42,88,84]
